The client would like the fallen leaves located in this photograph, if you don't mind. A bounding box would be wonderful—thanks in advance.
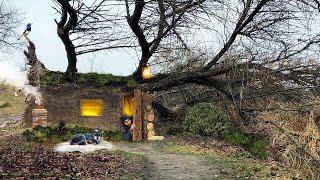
[0,136,145,179]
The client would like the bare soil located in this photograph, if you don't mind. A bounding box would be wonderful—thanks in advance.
[115,139,295,180]
[116,142,220,179]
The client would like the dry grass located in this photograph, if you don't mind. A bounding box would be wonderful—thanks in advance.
[257,98,320,179]
[0,84,26,116]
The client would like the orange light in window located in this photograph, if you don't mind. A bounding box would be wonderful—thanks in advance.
[123,95,134,116]
[142,66,152,79]
[80,99,103,117]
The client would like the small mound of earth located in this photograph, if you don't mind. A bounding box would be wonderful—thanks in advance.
[54,141,113,153]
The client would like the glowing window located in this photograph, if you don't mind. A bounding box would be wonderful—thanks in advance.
[80,99,103,117]
[142,66,152,79]
[123,95,134,116]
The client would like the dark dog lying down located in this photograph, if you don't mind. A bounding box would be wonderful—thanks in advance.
[70,129,103,145]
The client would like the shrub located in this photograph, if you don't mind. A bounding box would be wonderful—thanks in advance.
[182,102,231,140]
[222,129,268,159]
[182,102,268,159]
[223,129,252,148]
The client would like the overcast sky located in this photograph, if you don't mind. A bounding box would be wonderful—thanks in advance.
[4,0,136,75]
[3,1,319,76]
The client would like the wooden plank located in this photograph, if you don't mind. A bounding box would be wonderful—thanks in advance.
[144,92,153,105]
[133,89,142,141]
[142,91,147,139]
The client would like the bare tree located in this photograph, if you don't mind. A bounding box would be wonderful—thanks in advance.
[56,0,213,79]
[53,0,79,79]
[53,0,133,79]
[124,0,212,78]
[71,0,134,55]
[54,0,320,93]
[0,0,21,51]
[138,0,320,92]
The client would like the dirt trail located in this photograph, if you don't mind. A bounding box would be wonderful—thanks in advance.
[115,142,220,180]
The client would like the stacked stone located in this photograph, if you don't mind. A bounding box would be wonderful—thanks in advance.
[32,108,48,128]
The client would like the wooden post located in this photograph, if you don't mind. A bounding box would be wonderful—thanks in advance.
[132,89,143,141]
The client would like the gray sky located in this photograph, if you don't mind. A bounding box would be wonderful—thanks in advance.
[5,0,136,75]
[3,1,319,76]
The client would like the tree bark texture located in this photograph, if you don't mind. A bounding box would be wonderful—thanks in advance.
[55,0,78,79]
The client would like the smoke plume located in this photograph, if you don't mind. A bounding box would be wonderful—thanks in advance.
[0,60,43,105]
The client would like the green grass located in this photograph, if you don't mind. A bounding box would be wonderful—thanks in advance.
[151,140,288,179]
[22,124,123,144]
[0,84,26,115]
[169,126,268,159]
[153,141,218,156]
[0,101,10,108]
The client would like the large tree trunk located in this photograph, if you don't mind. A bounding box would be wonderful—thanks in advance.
[55,0,78,80]
[126,0,150,80]
[58,30,77,78]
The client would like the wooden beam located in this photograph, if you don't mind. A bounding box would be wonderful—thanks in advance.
[133,89,143,141]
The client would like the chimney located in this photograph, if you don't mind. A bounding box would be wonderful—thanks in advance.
[31,105,47,128]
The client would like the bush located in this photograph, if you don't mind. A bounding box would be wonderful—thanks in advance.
[222,129,268,159]
[182,102,268,159]
[223,129,252,148]
[182,103,231,139]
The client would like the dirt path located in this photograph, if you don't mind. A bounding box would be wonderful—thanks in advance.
[115,142,220,180]
[0,114,23,128]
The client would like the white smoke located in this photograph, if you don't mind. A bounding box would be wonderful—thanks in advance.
[0,60,43,105]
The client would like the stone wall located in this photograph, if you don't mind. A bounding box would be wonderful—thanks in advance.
[25,85,124,131]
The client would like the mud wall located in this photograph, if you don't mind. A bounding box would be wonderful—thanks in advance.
[25,85,124,131]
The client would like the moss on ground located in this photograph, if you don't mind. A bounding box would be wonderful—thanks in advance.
[41,70,138,89]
